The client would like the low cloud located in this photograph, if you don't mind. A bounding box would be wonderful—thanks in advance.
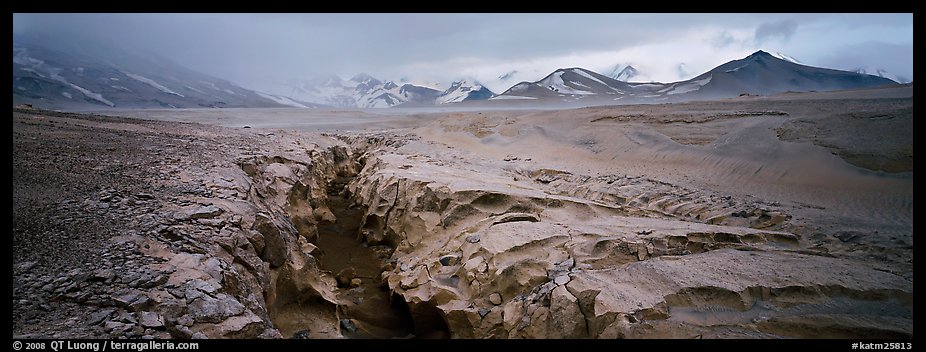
[755,20,798,43]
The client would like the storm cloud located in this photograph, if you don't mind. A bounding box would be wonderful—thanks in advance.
[12,13,913,92]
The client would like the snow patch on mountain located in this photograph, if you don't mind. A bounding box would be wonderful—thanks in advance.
[773,52,801,64]
[539,71,596,95]
[489,95,536,100]
[68,82,115,106]
[665,75,712,95]
[125,73,185,97]
[256,92,310,108]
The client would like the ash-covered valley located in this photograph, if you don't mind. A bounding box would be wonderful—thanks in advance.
[12,84,913,339]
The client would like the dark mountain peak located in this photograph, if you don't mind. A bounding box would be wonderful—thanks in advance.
[556,67,591,74]
[749,50,773,58]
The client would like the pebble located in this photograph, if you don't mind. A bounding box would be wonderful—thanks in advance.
[478,308,491,318]
[489,293,503,305]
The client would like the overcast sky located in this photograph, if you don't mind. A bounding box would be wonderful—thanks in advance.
[12,13,914,93]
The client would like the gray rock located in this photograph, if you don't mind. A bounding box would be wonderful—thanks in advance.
[190,332,208,339]
[118,311,138,324]
[58,283,79,294]
[188,294,245,323]
[16,261,37,272]
[201,258,224,283]
[104,321,127,333]
[478,308,491,318]
[176,315,194,327]
[138,312,165,328]
[138,274,168,289]
[183,279,218,303]
[291,330,310,339]
[184,287,205,303]
[91,269,115,281]
[119,272,142,284]
[156,300,185,320]
[128,295,152,312]
[554,275,571,286]
[489,293,503,305]
[259,328,284,339]
[111,289,143,307]
[167,325,193,339]
[88,308,116,325]
[340,319,357,334]
[465,234,481,243]
[177,205,223,221]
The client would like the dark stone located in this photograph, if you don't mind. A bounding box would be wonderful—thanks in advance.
[339,319,357,334]
[291,330,310,339]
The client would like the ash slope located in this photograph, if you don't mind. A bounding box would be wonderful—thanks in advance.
[12,86,912,339]
[12,34,311,110]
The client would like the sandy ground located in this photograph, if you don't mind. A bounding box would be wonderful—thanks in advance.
[12,85,913,339]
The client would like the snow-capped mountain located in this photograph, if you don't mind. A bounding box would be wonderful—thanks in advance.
[680,50,899,99]
[273,74,497,108]
[489,51,900,104]
[605,64,640,82]
[494,68,636,100]
[273,73,444,108]
[12,33,305,110]
[436,79,494,104]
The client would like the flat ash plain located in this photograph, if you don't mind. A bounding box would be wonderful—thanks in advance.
[12,85,913,339]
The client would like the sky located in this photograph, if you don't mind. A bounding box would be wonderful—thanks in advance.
[12,13,914,94]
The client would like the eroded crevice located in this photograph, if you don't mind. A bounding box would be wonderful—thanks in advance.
[238,140,910,340]
[241,145,441,339]
[314,174,416,338]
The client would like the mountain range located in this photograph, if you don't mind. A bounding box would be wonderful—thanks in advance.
[487,51,899,105]
[268,75,493,108]
[12,34,902,110]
